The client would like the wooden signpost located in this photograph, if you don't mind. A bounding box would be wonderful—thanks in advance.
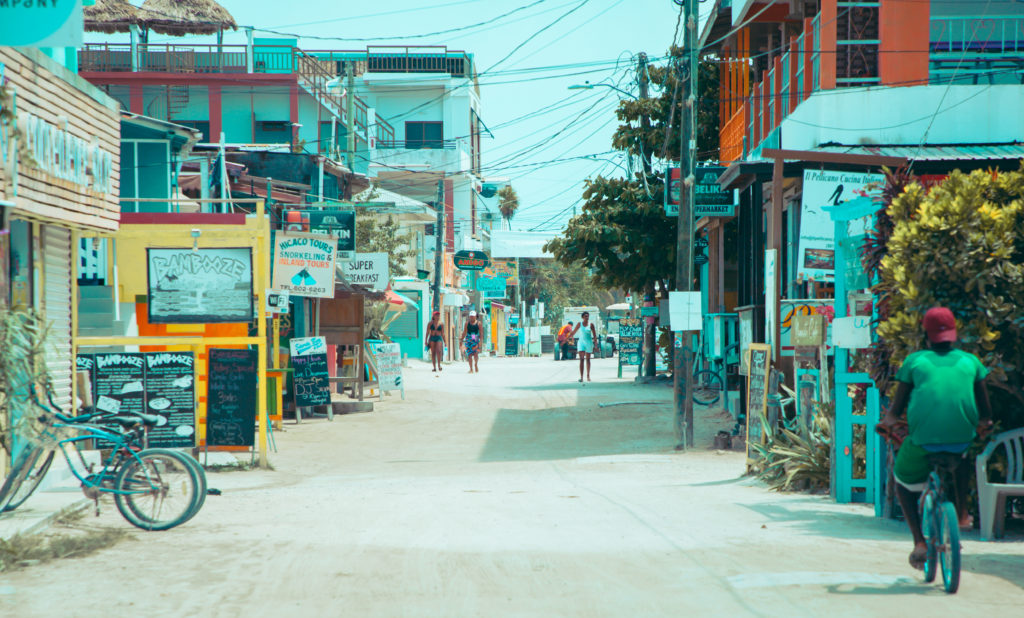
[745,343,772,469]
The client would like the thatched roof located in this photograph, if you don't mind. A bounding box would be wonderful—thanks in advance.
[139,0,237,36]
[83,0,141,34]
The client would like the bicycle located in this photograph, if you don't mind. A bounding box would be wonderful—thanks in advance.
[692,338,738,407]
[919,453,963,594]
[0,398,206,531]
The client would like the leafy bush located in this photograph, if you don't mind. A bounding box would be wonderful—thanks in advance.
[750,403,833,492]
[873,166,1024,427]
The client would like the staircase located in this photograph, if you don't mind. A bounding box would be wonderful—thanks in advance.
[77,285,132,354]
[167,84,190,120]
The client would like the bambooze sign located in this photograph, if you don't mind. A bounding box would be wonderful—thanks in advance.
[453,250,489,271]
[272,232,337,299]
[339,252,388,292]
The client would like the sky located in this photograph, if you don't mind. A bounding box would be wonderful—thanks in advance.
[87,0,690,233]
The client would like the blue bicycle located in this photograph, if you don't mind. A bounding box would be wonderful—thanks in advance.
[0,398,206,531]
[920,453,962,594]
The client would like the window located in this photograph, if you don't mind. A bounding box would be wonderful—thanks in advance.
[405,121,443,149]
[254,121,291,145]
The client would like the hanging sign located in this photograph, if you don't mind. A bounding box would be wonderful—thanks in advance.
[0,0,83,48]
[483,258,518,285]
[283,207,356,261]
[475,275,507,298]
[339,252,389,291]
[454,250,490,271]
[272,232,337,299]
[798,170,883,280]
[147,248,254,324]
[665,167,737,217]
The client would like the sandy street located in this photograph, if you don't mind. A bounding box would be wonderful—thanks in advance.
[2,355,1023,617]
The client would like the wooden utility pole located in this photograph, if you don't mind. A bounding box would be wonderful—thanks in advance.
[673,0,698,449]
[346,62,356,172]
[432,179,445,313]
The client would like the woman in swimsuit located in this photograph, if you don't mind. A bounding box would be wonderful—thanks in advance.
[571,311,598,383]
[425,311,446,372]
[460,310,482,373]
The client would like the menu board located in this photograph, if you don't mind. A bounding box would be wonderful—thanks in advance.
[143,352,196,448]
[504,335,519,357]
[618,318,643,366]
[745,343,772,464]
[289,336,331,407]
[147,247,254,324]
[207,348,257,447]
[367,342,402,392]
[93,353,146,417]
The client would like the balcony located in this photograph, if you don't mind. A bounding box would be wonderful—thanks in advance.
[929,15,1024,84]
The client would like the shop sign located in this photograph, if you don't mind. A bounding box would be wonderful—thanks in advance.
[798,169,883,280]
[618,318,643,366]
[339,252,388,291]
[665,167,736,217]
[21,112,114,194]
[272,232,337,299]
[283,207,355,261]
[454,249,489,271]
[475,275,506,298]
[482,258,518,285]
[0,0,83,48]
[147,248,254,324]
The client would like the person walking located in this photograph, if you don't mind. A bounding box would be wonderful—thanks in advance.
[877,306,992,571]
[570,312,598,383]
[460,310,482,373]
[425,311,446,373]
[557,321,574,361]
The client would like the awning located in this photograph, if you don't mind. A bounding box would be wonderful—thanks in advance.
[813,143,1024,162]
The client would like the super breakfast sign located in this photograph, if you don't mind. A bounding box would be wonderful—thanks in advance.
[453,250,489,271]
[272,232,337,299]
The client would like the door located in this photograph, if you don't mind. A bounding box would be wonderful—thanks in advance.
[43,226,73,413]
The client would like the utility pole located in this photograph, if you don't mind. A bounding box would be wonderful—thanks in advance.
[432,179,445,314]
[673,0,698,449]
[637,52,659,380]
[345,61,356,173]
[638,52,651,174]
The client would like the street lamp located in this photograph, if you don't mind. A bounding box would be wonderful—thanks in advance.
[567,81,638,99]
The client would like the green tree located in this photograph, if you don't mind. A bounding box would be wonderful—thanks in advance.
[355,215,417,278]
[872,166,1024,427]
[519,259,618,329]
[498,185,520,222]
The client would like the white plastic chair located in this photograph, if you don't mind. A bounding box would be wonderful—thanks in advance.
[975,428,1024,541]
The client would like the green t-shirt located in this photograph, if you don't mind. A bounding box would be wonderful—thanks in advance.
[895,349,988,445]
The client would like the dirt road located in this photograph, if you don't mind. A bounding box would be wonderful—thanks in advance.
[3,355,1023,617]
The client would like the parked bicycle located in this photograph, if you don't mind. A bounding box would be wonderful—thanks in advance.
[691,337,738,407]
[0,395,206,531]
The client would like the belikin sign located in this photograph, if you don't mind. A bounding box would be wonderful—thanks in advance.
[453,250,490,271]
[665,166,736,217]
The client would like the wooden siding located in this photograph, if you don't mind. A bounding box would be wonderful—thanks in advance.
[0,48,121,232]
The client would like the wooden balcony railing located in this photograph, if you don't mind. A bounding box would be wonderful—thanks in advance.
[719,107,746,164]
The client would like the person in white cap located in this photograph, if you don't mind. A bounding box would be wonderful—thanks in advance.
[460,310,482,373]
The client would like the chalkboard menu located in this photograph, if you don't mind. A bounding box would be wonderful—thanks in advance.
[745,343,772,464]
[143,352,196,447]
[289,336,331,407]
[207,348,257,447]
[618,318,643,366]
[505,335,519,356]
[93,353,146,416]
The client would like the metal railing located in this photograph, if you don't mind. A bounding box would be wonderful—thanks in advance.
[930,15,1024,54]
[376,139,456,150]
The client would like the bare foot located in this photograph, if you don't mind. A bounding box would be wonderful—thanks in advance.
[909,543,928,570]
[959,514,974,530]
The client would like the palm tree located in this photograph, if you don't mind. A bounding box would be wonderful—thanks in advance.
[498,185,519,223]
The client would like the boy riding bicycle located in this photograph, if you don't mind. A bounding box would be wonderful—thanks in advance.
[878,306,992,571]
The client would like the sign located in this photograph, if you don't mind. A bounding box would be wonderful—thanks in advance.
[745,343,772,465]
[791,313,826,347]
[146,248,254,324]
[640,306,659,317]
[780,299,834,356]
[490,231,555,259]
[798,170,883,280]
[206,348,257,447]
[143,352,196,448]
[475,275,507,299]
[694,166,736,217]
[668,291,702,332]
[832,316,872,349]
[272,232,337,299]
[504,335,519,356]
[289,336,331,407]
[665,167,737,217]
[695,252,708,266]
[0,0,83,48]
[266,290,290,314]
[367,341,403,392]
[765,249,778,355]
[283,207,356,260]
[454,250,490,271]
[92,353,146,446]
[483,258,518,286]
[339,252,388,291]
[618,317,643,366]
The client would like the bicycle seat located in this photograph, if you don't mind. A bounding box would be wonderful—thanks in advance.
[108,413,168,428]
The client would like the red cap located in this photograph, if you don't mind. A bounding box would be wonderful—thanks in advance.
[923,307,957,343]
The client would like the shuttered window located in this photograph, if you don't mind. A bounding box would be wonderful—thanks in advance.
[384,290,422,340]
[43,226,73,412]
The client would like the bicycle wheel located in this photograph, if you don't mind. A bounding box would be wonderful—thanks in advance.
[939,501,961,593]
[921,492,939,583]
[0,447,37,512]
[3,449,55,512]
[113,448,200,531]
[177,451,207,524]
[692,370,724,406]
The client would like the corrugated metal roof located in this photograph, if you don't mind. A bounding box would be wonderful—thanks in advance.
[815,144,1024,161]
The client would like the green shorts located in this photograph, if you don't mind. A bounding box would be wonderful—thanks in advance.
[893,438,967,489]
